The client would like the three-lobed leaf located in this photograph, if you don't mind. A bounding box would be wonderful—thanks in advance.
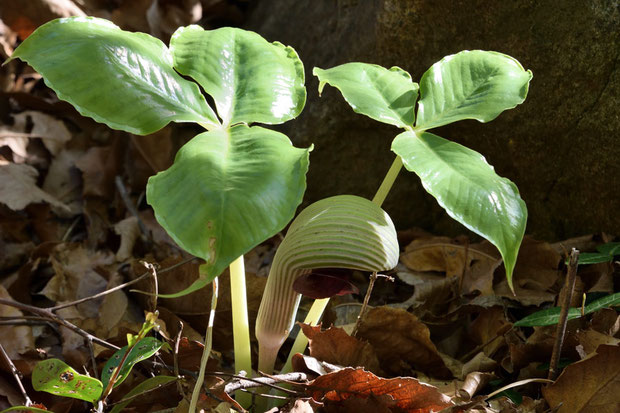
[8,17,219,134]
[32,359,103,403]
[147,125,311,295]
[313,63,418,128]
[171,25,306,127]
[392,131,527,289]
[416,50,532,130]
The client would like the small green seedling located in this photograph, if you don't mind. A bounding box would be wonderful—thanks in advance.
[8,16,310,410]
[29,314,166,409]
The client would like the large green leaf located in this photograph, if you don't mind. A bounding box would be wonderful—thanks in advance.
[416,50,532,130]
[147,125,310,296]
[170,25,306,126]
[313,63,418,128]
[7,17,219,134]
[392,131,526,289]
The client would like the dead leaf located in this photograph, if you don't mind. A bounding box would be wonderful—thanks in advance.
[96,272,129,335]
[356,306,453,378]
[573,329,620,357]
[462,352,497,377]
[0,0,85,39]
[0,286,34,359]
[306,367,453,413]
[114,216,140,261]
[13,111,72,156]
[40,244,114,318]
[495,238,561,306]
[542,344,620,413]
[401,236,501,296]
[283,398,319,413]
[301,324,382,374]
[469,307,511,357]
[292,353,343,378]
[0,161,70,212]
[459,372,496,400]
[591,308,620,337]
[75,137,122,198]
[42,149,83,216]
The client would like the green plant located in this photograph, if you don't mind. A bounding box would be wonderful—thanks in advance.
[255,50,532,377]
[515,292,620,327]
[27,313,170,410]
[7,16,310,410]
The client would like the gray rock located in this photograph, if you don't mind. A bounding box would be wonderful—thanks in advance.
[245,0,620,241]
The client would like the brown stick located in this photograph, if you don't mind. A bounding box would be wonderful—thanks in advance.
[352,272,393,337]
[548,248,579,380]
[0,343,32,406]
[50,257,196,311]
[0,298,119,350]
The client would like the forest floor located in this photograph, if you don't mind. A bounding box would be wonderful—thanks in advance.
[0,1,619,412]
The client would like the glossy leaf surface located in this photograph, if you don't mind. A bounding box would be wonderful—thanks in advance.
[147,125,310,296]
[101,337,164,389]
[392,131,526,288]
[32,359,102,403]
[313,63,418,128]
[171,25,306,126]
[416,50,532,130]
[8,17,219,134]
[514,292,620,327]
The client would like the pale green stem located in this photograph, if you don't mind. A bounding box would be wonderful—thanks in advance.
[371,155,403,207]
[229,256,252,409]
[280,298,330,374]
[188,277,218,413]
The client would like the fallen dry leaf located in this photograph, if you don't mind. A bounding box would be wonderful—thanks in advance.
[401,236,501,296]
[75,138,122,198]
[1,0,85,39]
[306,367,453,413]
[0,285,34,359]
[469,307,511,358]
[301,324,382,374]
[42,149,83,216]
[495,237,561,306]
[0,161,70,212]
[573,329,620,358]
[459,371,496,400]
[114,216,140,261]
[542,344,620,413]
[356,306,452,378]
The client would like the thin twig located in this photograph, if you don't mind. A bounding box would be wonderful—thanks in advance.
[0,298,119,350]
[351,272,395,337]
[115,176,149,238]
[87,337,99,379]
[223,372,307,395]
[174,321,185,398]
[106,378,179,407]
[50,257,196,311]
[0,343,32,406]
[142,261,158,311]
[548,248,579,380]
